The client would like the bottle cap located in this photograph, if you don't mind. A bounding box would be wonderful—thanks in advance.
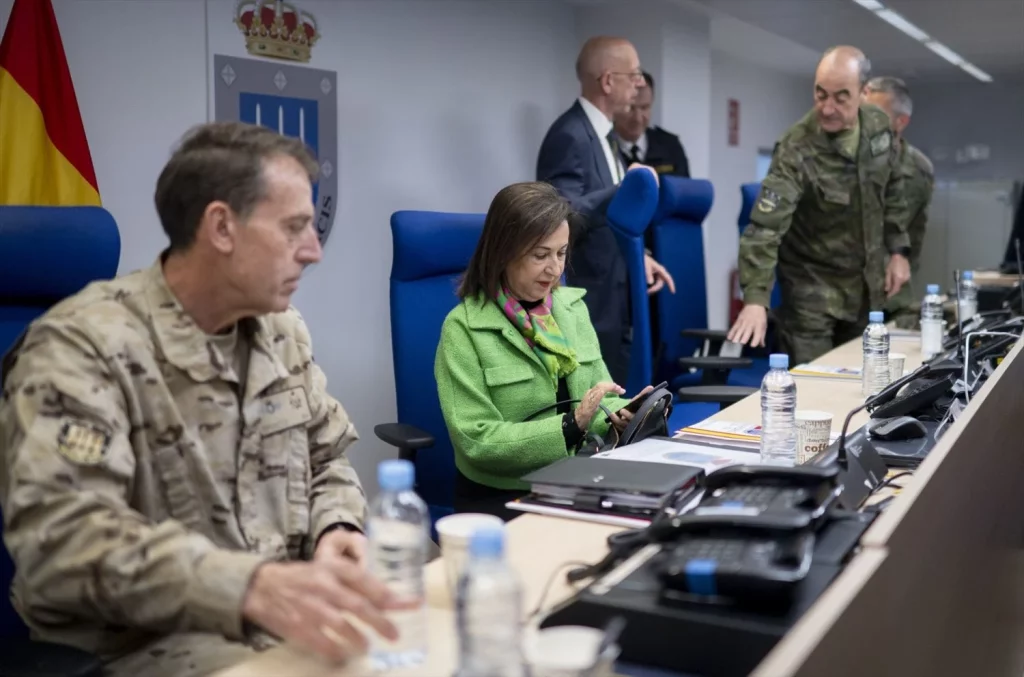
[927,284,940,294]
[869,311,885,323]
[468,526,505,558]
[769,353,789,369]
[963,270,974,280]
[378,459,414,492]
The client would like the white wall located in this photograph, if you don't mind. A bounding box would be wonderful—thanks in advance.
[569,2,814,328]
[905,75,1024,182]
[705,50,809,328]
[1,0,818,492]
[570,0,712,179]
[0,0,577,494]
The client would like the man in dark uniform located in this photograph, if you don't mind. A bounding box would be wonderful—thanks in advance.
[611,71,689,366]
[613,71,690,178]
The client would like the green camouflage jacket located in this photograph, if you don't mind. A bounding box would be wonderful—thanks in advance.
[885,139,936,320]
[739,105,911,321]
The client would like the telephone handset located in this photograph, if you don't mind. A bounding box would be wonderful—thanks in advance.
[694,464,841,523]
[869,372,954,420]
[944,309,1013,347]
[970,333,1017,362]
[652,512,815,606]
[615,382,674,447]
[566,469,827,585]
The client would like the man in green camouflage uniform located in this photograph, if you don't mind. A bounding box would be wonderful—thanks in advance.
[0,122,399,677]
[865,76,935,330]
[728,46,911,366]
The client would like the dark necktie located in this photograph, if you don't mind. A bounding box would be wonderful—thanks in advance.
[628,144,643,165]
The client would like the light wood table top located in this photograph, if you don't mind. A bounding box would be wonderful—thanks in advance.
[215,334,926,676]
[973,271,1021,288]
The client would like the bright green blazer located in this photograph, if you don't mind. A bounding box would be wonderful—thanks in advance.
[434,286,630,491]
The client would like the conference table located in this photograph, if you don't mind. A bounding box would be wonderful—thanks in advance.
[215,331,1015,677]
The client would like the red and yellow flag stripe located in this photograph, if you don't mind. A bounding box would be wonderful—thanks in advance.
[0,0,100,206]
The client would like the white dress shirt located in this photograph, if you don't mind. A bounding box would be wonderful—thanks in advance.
[578,97,624,185]
[619,131,649,164]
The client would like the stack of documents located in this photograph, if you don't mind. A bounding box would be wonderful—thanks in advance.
[593,436,761,473]
[673,420,840,452]
[509,456,704,527]
[674,420,764,451]
[789,364,862,381]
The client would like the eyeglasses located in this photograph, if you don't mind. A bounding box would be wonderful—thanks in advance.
[600,71,646,84]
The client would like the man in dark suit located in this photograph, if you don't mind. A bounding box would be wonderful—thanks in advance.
[613,71,690,178]
[536,36,675,385]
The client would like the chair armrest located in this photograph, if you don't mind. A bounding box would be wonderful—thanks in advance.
[0,638,103,677]
[678,356,754,371]
[681,328,729,342]
[373,423,435,463]
[676,385,757,405]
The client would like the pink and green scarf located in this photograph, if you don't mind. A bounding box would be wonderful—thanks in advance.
[496,286,579,383]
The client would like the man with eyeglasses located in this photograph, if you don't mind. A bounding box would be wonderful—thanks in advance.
[537,36,675,386]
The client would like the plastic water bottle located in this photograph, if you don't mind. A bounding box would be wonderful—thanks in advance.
[862,311,891,397]
[958,270,978,322]
[921,284,944,359]
[368,460,430,670]
[455,526,526,677]
[759,353,797,466]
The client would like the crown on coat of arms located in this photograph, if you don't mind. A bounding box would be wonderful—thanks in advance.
[235,0,320,63]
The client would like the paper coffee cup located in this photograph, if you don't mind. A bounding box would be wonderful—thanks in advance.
[889,352,906,382]
[524,626,619,677]
[435,513,504,596]
[795,410,833,464]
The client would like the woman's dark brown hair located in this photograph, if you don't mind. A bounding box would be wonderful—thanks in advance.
[458,182,572,300]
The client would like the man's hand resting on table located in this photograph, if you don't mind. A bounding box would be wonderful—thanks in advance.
[727,304,768,348]
[242,530,398,663]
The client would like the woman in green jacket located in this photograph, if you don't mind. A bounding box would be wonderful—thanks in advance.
[435,181,652,519]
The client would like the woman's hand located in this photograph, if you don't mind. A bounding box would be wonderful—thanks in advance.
[608,385,654,431]
[575,381,626,430]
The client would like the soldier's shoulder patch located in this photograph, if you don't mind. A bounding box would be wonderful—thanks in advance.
[56,419,111,465]
[757,188,781,213]
[870,130,892,156]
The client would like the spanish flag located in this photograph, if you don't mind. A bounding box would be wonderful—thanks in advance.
[0,0,100,205]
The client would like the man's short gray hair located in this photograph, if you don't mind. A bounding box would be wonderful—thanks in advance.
[865,76,913,117]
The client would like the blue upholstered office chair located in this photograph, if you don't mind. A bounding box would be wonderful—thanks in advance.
[0,206,119,677]
[606,170,713,430]
[736,182,779,380]
[375,211,484,530]
[739,182,781,310]
[605,168,660,397]
[650,177,714,389]
[649,178,758,410]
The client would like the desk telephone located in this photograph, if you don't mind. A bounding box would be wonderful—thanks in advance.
[693,464,840,524]
[869,372,955,420]
[654,512,815,606]
[574,465,840,606]
[524,382,673,454]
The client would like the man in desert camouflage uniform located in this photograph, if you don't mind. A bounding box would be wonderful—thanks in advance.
[0,122,399,677]
[728,46,912,366]
[865,76,936,330]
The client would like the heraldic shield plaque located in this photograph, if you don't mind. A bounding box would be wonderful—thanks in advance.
[213,54,338,248]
